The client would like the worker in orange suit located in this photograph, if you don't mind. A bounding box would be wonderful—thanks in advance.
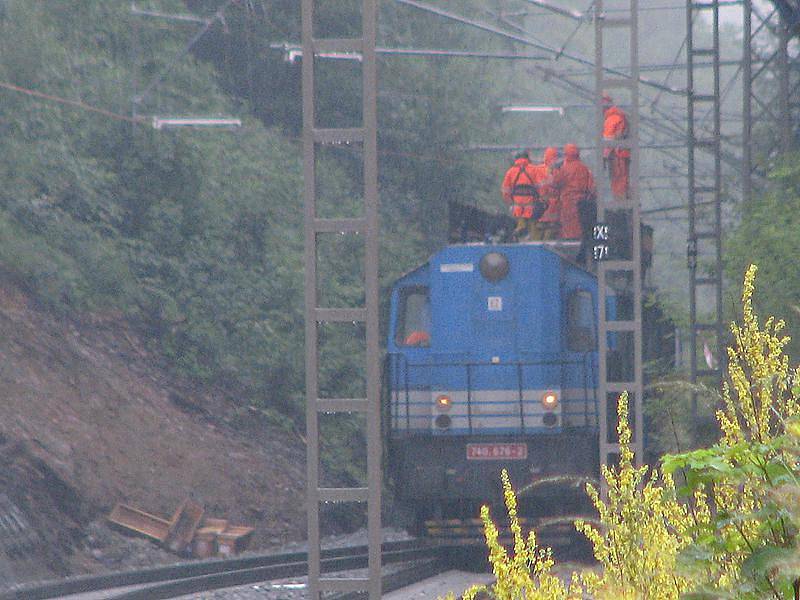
[602,93,630,200]
[535,146,561,240]
[542,144,596,241]
[501,150,547,241]
[403,330,430,347]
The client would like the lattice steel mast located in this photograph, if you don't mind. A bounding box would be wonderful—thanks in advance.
[687,0,724,426]
[302,1,381,598]
[743,2,798,191]
[594,0,644,474]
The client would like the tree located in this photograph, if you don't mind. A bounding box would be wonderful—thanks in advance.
[726,153,800,358]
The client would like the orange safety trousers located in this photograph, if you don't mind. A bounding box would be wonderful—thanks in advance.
[610,152,629,199]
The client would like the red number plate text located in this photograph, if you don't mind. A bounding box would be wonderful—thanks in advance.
[466,443,528,460]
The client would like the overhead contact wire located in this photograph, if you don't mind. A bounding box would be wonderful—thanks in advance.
[0,80,145,123]
[393,0,686,95]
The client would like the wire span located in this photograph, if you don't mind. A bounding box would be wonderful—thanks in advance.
[0,80,144,124]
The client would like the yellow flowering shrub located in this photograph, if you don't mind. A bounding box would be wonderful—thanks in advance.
[441,469,581,600]
[575,392,699,599]
[663,264,800,596]
[443,265,800,599]
[444,397,698,600]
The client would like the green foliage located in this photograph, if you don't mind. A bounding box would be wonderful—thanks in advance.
[0,2,354,416]
[727,152,800,359]
[0,0,480,486]
[0,0,547,428]
[660,265,800,598]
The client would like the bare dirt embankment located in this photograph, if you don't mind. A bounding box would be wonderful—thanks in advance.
[0,274,307,578]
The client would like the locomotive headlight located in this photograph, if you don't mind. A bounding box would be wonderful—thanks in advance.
[479,252,510,282]
[541,391,559,409]
[435,415,452,429]
[436,394,452,411]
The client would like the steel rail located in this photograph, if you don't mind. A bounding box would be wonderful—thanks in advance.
[333,557,452,600]
[106,545,440,600]
[1,540,431,600]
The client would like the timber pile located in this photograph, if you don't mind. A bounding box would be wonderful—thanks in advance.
[107,499,253,558]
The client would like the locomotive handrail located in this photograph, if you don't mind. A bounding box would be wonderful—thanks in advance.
[389,357,589,368]
[403,354,410,430]
[583,351,590,427]
[585,351,599,431]
[466,363,473,434]
[388,352,599,434]
[517,362,525,434]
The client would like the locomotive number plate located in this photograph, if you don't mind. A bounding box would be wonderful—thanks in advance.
[466,443,528,460]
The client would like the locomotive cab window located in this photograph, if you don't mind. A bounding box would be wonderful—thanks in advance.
[396,286,431,347]
[566,290,595,352]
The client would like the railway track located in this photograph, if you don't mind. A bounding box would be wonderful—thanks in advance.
[1,539,452,600]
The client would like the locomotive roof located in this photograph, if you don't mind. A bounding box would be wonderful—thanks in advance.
[392,239,593,284]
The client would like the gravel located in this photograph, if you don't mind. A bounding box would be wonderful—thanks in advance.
[166,528,417,600]
[171,566,410,600]
[68,521,181,573]
[68,521,412,576]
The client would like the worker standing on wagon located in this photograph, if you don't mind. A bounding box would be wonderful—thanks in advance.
[542,144,596,263]
[602,93,630,200]
[501,150,546,241]
[542,144,596,241]
[535,146,561,240]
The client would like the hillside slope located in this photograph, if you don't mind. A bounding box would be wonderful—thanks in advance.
[0,273,306,577]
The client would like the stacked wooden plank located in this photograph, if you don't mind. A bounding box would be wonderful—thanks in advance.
[107,499,253,558]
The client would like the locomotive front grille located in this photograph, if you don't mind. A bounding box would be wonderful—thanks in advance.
[432,389,560,433]
[390,387,597,434]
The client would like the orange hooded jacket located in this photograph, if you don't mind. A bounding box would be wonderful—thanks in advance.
[538,147,560,223]
[543,144,596,239]
[604,105,631,198]
[603,105,630,158]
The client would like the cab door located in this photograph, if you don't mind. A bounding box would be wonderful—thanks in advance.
[562,288,598,428]
[389,285,431,432]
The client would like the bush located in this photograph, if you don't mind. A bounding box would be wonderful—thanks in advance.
[447,265,800,600]
[441,469,579,600]
[576,392,698,599]
[663,264,800,597]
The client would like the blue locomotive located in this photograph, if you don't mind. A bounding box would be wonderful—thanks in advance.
[386,239,606,534]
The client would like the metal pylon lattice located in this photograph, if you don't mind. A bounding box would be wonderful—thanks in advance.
[594,0,644,477]
[743,1,799,201]
[302,1,381,599]
[686,0,724,424]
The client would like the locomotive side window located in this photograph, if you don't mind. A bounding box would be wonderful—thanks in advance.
[566,290,595,352]
[396,286,431,347]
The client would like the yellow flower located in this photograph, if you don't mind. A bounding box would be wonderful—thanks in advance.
[444,470,577,599]
[441,265,800,599]
[575,393,695,599]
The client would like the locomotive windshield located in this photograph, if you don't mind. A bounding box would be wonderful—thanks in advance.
[396,286,430,347]
[566,290,596,352]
